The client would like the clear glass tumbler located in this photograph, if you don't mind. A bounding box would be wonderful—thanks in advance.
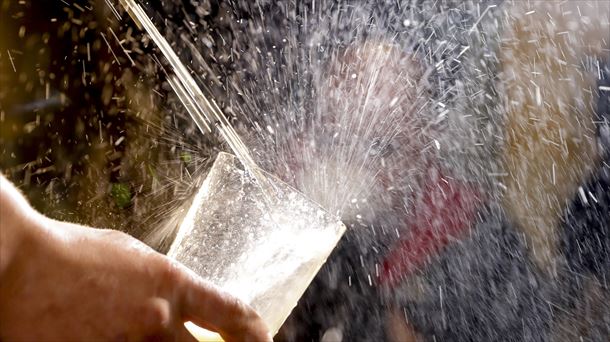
[168,152,346,341]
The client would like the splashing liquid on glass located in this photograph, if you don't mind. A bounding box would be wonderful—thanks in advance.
[116,2,346,341]
[119,0,277,203]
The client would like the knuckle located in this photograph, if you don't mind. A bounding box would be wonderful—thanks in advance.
[158,259,179,282]
[141,297,172,332]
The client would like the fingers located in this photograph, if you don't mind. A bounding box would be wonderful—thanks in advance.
[173,267,271,342]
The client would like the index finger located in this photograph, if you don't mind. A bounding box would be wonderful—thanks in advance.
[174,267,271,342]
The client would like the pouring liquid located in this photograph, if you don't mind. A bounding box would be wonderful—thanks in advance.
[118,2,346,341]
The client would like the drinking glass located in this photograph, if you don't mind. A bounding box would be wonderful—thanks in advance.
[168,152,346,341]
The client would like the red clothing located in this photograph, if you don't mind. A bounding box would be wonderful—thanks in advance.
[380,168,484,287]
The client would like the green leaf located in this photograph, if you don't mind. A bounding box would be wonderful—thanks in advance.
[180,152,192,163]
[111,183,131,209]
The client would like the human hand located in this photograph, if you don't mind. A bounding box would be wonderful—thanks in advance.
[0,176,271,342]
